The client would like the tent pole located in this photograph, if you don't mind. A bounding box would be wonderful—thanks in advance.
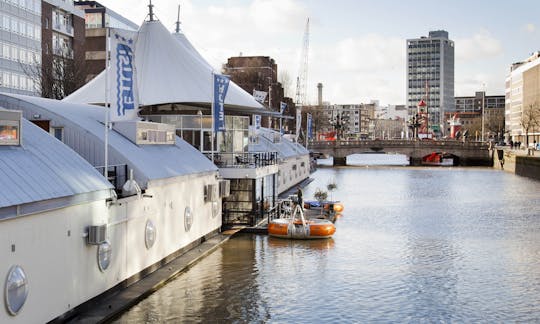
[211,72,215,163]
[104,27,110,178]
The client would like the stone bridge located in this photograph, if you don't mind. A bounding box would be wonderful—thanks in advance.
[309,139,492,166]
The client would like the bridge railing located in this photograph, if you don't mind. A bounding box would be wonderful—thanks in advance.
[309,139,489,149]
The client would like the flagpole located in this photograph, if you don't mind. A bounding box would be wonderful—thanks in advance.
[104,27,110,178]
[211,72,215,163]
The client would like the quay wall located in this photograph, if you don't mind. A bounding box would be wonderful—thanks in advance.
[493,149,540,181]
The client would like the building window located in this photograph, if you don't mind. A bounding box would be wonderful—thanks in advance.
[52,127,63,141]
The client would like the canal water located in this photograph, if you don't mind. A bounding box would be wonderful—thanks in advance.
[115,155,540,323]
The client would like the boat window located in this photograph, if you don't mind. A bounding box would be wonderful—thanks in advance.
[0,110,21,146]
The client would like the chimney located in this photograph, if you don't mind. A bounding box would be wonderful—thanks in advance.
[317,83,323,107]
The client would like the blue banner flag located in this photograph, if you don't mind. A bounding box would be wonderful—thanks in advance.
[253,114,261,129]
[307,113,313,139]
[110,28,138,121]
[280,101,287,114]
[213,74,230,132]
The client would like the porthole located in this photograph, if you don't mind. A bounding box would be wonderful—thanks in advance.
[145,220,156,249]
[4,265,28,316]
[184,206,193,232]
[97,241,112,272]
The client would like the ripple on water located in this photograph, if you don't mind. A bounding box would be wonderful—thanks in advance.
[115,166,540,323]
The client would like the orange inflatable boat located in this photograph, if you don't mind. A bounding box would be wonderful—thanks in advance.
[268,205,336,239]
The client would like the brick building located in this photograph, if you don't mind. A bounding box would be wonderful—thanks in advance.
[41,0,86,98]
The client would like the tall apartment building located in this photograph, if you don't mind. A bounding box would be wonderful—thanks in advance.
[0,0,42,95]
[41,0,85,98]
[505,52,540,144]
[74,1,138,82]
[406,30,454,135]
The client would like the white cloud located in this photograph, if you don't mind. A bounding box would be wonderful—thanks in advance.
[455,30,503,61]
[333,34,404,72]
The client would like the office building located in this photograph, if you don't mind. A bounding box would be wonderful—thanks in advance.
[74,1,138,82]
[505,51,540,144]
[0,0,42,95]
[41,0,86,98]
[406,30,454,135]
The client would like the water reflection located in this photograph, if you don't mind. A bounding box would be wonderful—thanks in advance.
[116,163,540,323]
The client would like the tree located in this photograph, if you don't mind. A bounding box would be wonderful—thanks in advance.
[521,102,540,147]
[22,46,88,99]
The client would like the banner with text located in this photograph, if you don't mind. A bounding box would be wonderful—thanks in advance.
[307,113,313,139]
[213,74,230,132]
[253,114,261,129]
[253,90,267,103]
[110,28,138,122]
[295,107,302,142]
[280,101,287,114]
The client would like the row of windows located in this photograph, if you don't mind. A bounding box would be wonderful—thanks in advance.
[0,41,41,64]
[0,0,41,14]
[0,13,41,41]
[0,71,36,91]
[408,42,442,48]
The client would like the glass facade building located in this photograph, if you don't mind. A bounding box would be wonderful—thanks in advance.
[0,0,42,95]
[406,30,454,135]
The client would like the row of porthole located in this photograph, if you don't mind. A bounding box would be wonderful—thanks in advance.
[98,206,194,272]
[4,204,218,316]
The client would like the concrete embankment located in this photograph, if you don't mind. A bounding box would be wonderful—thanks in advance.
[493,148,540,181]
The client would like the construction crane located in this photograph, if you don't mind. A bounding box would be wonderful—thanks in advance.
[295,18,310,142]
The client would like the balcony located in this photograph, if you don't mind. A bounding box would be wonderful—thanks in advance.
[52,22,74,37]
[205,151,279,179]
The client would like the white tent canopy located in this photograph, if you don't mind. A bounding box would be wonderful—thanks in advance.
[64,20,263,111]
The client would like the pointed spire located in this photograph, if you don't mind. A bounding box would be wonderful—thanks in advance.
[148,0,155,21]
[175,5,181,33]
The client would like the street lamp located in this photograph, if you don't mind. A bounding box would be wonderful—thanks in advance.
[481,83,486,142]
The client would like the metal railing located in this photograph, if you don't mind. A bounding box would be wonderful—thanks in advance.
[204,151,279,168]
[94,164,128,194]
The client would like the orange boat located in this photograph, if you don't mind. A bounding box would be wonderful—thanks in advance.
[268,205,336,239]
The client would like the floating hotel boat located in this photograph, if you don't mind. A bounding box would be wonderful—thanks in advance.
[268,206,336,239]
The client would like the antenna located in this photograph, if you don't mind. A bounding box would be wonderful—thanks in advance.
[148,0,155,21]
[175,5,181,33]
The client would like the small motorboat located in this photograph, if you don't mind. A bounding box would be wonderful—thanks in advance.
[268,205,336,239]
[303,200,344,213]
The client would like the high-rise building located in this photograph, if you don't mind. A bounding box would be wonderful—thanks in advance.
[406,30,454,135]
[505,52,540,144]
[0,0,42,95]
[41,0,86,98]
[74,1,138,82]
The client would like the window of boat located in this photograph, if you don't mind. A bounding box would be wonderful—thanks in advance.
[0,110,21,146]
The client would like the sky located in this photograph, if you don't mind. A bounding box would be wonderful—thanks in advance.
[96,0,540,106]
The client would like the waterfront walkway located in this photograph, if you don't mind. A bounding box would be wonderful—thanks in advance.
[63,232,238,323]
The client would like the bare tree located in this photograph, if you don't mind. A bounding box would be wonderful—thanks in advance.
[21,46,88,99]
[521,102,540,147]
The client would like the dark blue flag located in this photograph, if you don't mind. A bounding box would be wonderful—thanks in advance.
[213,74,230,132]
